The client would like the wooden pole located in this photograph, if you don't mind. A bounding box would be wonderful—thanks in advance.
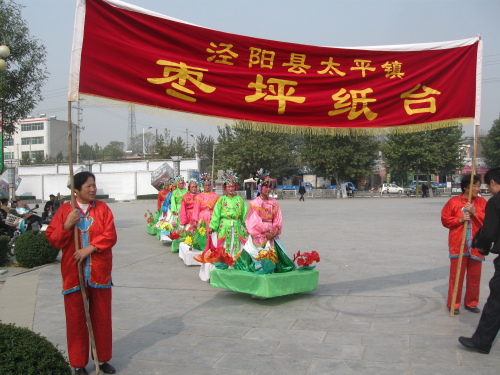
[68,101,100,373]
[450,124,480,317]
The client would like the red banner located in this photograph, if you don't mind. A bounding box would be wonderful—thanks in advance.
[70,0,481,131]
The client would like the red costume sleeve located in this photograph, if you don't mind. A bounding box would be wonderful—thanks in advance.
[441,196,462,230]
[46,202,74,249]
[180,196,188,225]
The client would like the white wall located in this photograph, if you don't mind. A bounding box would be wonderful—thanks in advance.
[11,159,198,201]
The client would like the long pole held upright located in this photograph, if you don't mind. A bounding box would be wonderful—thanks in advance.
[450,124,480,317]
[68,101,100,373]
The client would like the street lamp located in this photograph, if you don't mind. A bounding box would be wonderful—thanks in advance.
[6,159,17,202]
[211,144,217,188]
[190,134,200,171]
[171,155,182,177]
[0,44,11,175]
[82,159,94,173]
[0,45,9,71]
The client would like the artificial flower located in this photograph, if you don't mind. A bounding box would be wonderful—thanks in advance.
[144,209,155,225]
[169,231,181,240]
[193,246,239,266]
[254,248,278,264]
[293,250,320,268]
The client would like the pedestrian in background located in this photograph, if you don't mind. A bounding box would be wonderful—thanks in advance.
[298,182,306,201]
[422,183,429,198]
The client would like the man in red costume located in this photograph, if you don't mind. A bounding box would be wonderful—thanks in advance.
[46,171,117,375]
[441,174,486,315]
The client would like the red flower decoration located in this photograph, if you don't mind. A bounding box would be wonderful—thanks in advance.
[169,231,181,240]
[293,250,320,267]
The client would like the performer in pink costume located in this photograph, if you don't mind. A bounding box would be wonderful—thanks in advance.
[246,174,282,248]
[193,174,219,249]
[180,178,198,229]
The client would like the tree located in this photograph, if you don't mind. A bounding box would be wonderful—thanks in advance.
[481,116,500,168]
[102,141,124,161]
[216,122,300,182]
[79,142,102,161]
[128,132,156,155]
[0,0,49,136]
[155,134,191,159]
[383,126,464,184]
[300,132,379,186]
[193,133,215,173]
[34,151,44,164]
[19,152,29,165]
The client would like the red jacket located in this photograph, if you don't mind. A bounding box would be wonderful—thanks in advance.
[157,189,170,211]
[180,192,197,226]
[46,200,117,294]
[441,194,486,259]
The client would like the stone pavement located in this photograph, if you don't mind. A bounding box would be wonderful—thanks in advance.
[1,197,499,375]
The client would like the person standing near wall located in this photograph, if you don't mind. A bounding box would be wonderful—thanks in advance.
[46,171,117,375]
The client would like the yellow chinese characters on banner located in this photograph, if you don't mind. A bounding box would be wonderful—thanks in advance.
[74,0,480,132]
[147,61,216,103]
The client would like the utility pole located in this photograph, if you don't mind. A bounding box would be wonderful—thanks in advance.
[128,105,137,151]
[76,100,82,164]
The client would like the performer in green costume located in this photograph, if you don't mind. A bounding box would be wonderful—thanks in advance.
[169,176,188,231]
[209,170,248,256]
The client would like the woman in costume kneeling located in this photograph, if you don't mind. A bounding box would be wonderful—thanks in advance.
[234,172,295,274]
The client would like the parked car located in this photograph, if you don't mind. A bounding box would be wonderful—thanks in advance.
[380,183,404,194]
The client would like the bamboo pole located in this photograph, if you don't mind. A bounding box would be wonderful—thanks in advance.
[68,101,100,373]
[450,123,480,317]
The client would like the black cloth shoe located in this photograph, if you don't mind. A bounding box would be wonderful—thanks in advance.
[100,362,116,374]
[465,306,481,313]
[458,336,490,354]
[74,368,89,375]
[448,308,459,315]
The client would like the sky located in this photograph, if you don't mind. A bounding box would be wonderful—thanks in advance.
[14,0,500,148]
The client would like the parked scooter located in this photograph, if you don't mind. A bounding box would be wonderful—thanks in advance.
[6,204,46,256]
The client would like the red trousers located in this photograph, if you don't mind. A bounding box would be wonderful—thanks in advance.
[447,256,482,309]
[64,287,112,368]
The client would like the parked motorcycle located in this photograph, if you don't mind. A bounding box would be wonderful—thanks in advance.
[6,204,46,256]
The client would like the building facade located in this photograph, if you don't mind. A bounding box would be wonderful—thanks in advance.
[4,115,76,162]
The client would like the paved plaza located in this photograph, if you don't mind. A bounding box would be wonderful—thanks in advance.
[1,196,500,374]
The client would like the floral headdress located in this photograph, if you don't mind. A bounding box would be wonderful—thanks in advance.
[187,177,198,186]
[222,170,238,186]
[200,173,212,185]
[174,175,184,184]
[256,168,271,187]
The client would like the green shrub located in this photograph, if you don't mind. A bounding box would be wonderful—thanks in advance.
[0,322,71,374]
[14,231,60,268]
[0,235,10,267]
